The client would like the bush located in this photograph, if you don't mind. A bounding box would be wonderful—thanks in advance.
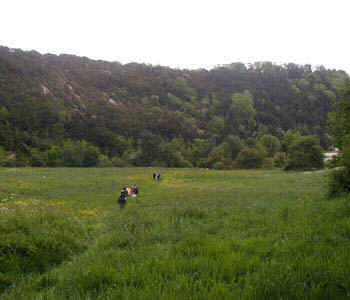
[97,154,112,167]
[29,148,48,167]
[328,168,350,197]
[259,135,281,157]
[213,161,225,170]
[121,148,142,166]
[274,152,287,168]
[262,157,275,169]
[328,135,350,196]
[246,137,257,148]
[205,145,225,168]
[1,153,28,167]
[236,148,264,169]
[46,146,64,167]
[1,153,16,167]
[180,159,193,168]
[111,156,128,167]
[196,158,210,168]
[62,140,101,167]
[284,136,324,170]
[0,146,6,163]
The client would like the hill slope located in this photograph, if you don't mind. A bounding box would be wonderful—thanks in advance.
[0,46,348,166]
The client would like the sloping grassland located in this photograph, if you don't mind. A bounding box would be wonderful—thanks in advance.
[0,168,349,299]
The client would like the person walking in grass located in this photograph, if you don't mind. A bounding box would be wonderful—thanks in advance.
[153,172,161,181]
[118,187,128,210]
[131,184,138,197]
[126,186,132,198]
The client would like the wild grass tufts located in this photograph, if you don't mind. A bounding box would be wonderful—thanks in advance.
[0,167,349,299]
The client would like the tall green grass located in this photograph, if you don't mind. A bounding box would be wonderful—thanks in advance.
[0,168,349,299]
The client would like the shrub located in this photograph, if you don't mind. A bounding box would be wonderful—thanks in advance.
[259,135,281,157]
[328,135,350,196]
[1,153,16,167]
[246,137,257,148]
[213,161,225,170]
[180,159,193,168]
[224,135,245,159]
[121,148,142,166]
[327,83,350,196]
[236,148,264,169]
[1,153,27,167]
[97,155,112,167]
[281,130,301,152]
[274,152,287,168]
[212,158,233,170]
[29,148,48,167]
[46,146,64,167]
[0,146,6,163]
[61,140,100,167]
[262,157,275,169]
[197,158,209,168]
[328,168,350,197]
[284,136,324,170]
[111,156,128,167]
[206,145,228,168]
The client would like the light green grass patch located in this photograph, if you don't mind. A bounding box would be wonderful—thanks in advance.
[0,167,348,299]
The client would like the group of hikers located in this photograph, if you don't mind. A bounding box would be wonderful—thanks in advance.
[153,172,161,180]
[118,172,162,209]
[118,184,138,209]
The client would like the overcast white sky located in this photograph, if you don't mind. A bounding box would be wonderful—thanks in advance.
[1,0,349,73]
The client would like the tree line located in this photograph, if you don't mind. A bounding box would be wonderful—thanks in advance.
[0,46,348,168]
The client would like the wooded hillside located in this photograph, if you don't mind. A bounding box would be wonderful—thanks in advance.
[0,46,348,167]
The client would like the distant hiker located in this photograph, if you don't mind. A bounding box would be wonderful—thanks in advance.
[131,184,138,197]
[118,194,126,209]
[126,186,132,197]
[118,187,128,210]
[122,187,128,198]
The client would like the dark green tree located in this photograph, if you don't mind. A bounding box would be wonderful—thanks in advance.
[329,81,350,149]
[236,147,265,169]
[281,130,301,153]
[284,136,324,170]
[224,135,245,159]
[138,131,162,166]
[328,81,350,196]
[226,90,256,138]
[61,140,100,167]
[259,134,281,157]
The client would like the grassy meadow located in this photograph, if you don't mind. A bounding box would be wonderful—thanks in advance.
[0,167,349,299]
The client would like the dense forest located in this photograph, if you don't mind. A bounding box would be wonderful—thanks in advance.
[0,46,348,168]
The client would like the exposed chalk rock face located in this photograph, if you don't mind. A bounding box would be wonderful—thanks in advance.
[109,98,117,105]
[67,84,81,99]
[41,84,50,95]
